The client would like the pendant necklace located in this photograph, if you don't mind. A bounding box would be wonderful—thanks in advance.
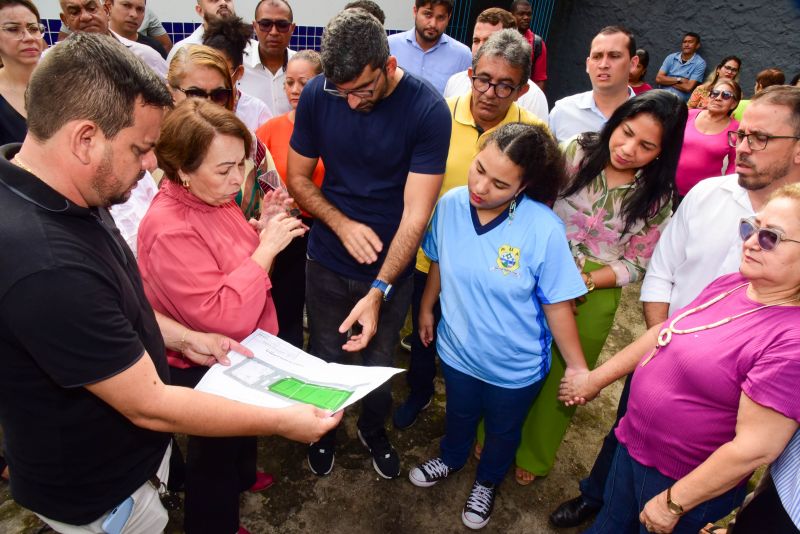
[641,282,800,366]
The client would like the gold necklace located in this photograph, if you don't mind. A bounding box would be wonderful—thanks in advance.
[12,155,37,177]
[641,282,800,366]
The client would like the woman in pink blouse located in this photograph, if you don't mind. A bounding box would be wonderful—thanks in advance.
[560,184,800,534]
[675,80,741,199]
[137,100,306,534]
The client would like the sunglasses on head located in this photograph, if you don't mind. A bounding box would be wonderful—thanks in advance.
[710,89,734,101]
[176,87,232,106]
[739,217,800,251]
[256,18,292,33]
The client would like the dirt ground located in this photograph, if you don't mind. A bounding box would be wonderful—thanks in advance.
[0,284,647,534]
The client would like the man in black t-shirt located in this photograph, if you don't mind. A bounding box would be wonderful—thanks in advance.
[0,33,340,533]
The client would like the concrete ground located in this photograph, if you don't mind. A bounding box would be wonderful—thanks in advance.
[0,284,646,534]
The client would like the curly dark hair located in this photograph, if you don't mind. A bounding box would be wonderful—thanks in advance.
[480,122,567,205]
[202,15,253,70]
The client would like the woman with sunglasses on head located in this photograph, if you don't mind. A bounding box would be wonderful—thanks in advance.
[675,80,740,201]
[508,90,686,487]
[0,0,44,144]
[137,99,307,534]
[688,55,742,110]
[253,50,325,348]
[560,183,800,534]
[168,44,279,220]
[409,123,588,530]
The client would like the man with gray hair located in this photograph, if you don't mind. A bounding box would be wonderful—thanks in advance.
[395,28,548,431]
[287,9,451,480]
[442,7,548,121]
[59,0,167,79]
[0,33,340,533]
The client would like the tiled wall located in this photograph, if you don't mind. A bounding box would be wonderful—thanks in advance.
[43,19,403,52]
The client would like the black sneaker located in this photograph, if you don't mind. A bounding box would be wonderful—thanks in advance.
[392,394,432,430]
[357,429,401,479]
[408,457,457,487]
[462,480,497,530]
[307,443,335,476]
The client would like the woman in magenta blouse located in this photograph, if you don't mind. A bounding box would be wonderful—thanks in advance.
[559,184,800,534]
[674,80,741,200]
[137,100,306,534]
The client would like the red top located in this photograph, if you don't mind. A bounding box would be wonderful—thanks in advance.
[256,112,325,218]
[137,179,278,369]
[631,82,653,95]
[522,28,547,82]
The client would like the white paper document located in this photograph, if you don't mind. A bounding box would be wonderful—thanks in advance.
[194,329,404,412]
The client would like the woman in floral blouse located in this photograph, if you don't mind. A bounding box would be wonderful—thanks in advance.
[512,90,688,483]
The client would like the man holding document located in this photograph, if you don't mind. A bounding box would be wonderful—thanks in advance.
[0,33,340,534]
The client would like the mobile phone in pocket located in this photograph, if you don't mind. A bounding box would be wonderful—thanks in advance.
[101,496,134,534]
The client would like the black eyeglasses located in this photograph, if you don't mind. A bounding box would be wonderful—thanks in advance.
[323,69,384,99]
[728,130,800,151]
[709,89,734,101]
[739,217,800,251]
[471,76,519,99]
[256,18,292,33]
[175,87,232,106]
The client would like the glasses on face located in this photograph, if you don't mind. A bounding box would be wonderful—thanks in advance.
[255,18,292,33]
[0,23,45,40]
[721,64,739,74]
[323,69,384,100]
[471,76,519,99]
[728,130,800,151]
[175,87,232,106]
[740,217,800,251]
[709,89,734,101]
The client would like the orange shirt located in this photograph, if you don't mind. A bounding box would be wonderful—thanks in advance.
[256,113,325,218]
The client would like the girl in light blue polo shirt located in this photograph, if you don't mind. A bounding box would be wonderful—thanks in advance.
[408,123,588,530]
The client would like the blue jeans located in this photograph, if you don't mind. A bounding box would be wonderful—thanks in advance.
[585,444,746,534]
[405,268,441,401]
[305,259,412,445]
[440,362,544,485]
[579,373,633,507]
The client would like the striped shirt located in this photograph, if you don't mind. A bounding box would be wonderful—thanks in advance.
[771,429,800,529]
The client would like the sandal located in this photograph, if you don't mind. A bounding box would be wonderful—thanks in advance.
[515,466,536,486]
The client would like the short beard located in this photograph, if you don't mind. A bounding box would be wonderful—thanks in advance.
[737,157,791,192]
[415,24,442,44]
[91,146,139,207]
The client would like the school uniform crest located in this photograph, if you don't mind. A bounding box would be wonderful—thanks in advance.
[494,244,521,276]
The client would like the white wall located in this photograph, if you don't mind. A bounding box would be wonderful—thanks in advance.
[39,1,414,30]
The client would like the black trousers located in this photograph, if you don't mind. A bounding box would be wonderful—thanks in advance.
[731,473,799,534]
[171,365,256,534]
[269,218,312,349]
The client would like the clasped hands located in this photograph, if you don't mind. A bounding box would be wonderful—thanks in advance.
[558,367,599,407]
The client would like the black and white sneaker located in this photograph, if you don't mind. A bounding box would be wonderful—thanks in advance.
[408,457,457,487]
[307,443,335,476]
[357,429,401,479]
[462,480,497,530]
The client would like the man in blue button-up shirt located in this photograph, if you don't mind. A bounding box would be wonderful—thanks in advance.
[655,32,706,102]
[388,0,472,95]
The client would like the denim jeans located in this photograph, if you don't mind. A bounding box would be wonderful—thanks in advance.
[579,373,633,507]
[585,444,746,534]
[440,362,544,485]
[405,268,441,402]
[305,259,412,445]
